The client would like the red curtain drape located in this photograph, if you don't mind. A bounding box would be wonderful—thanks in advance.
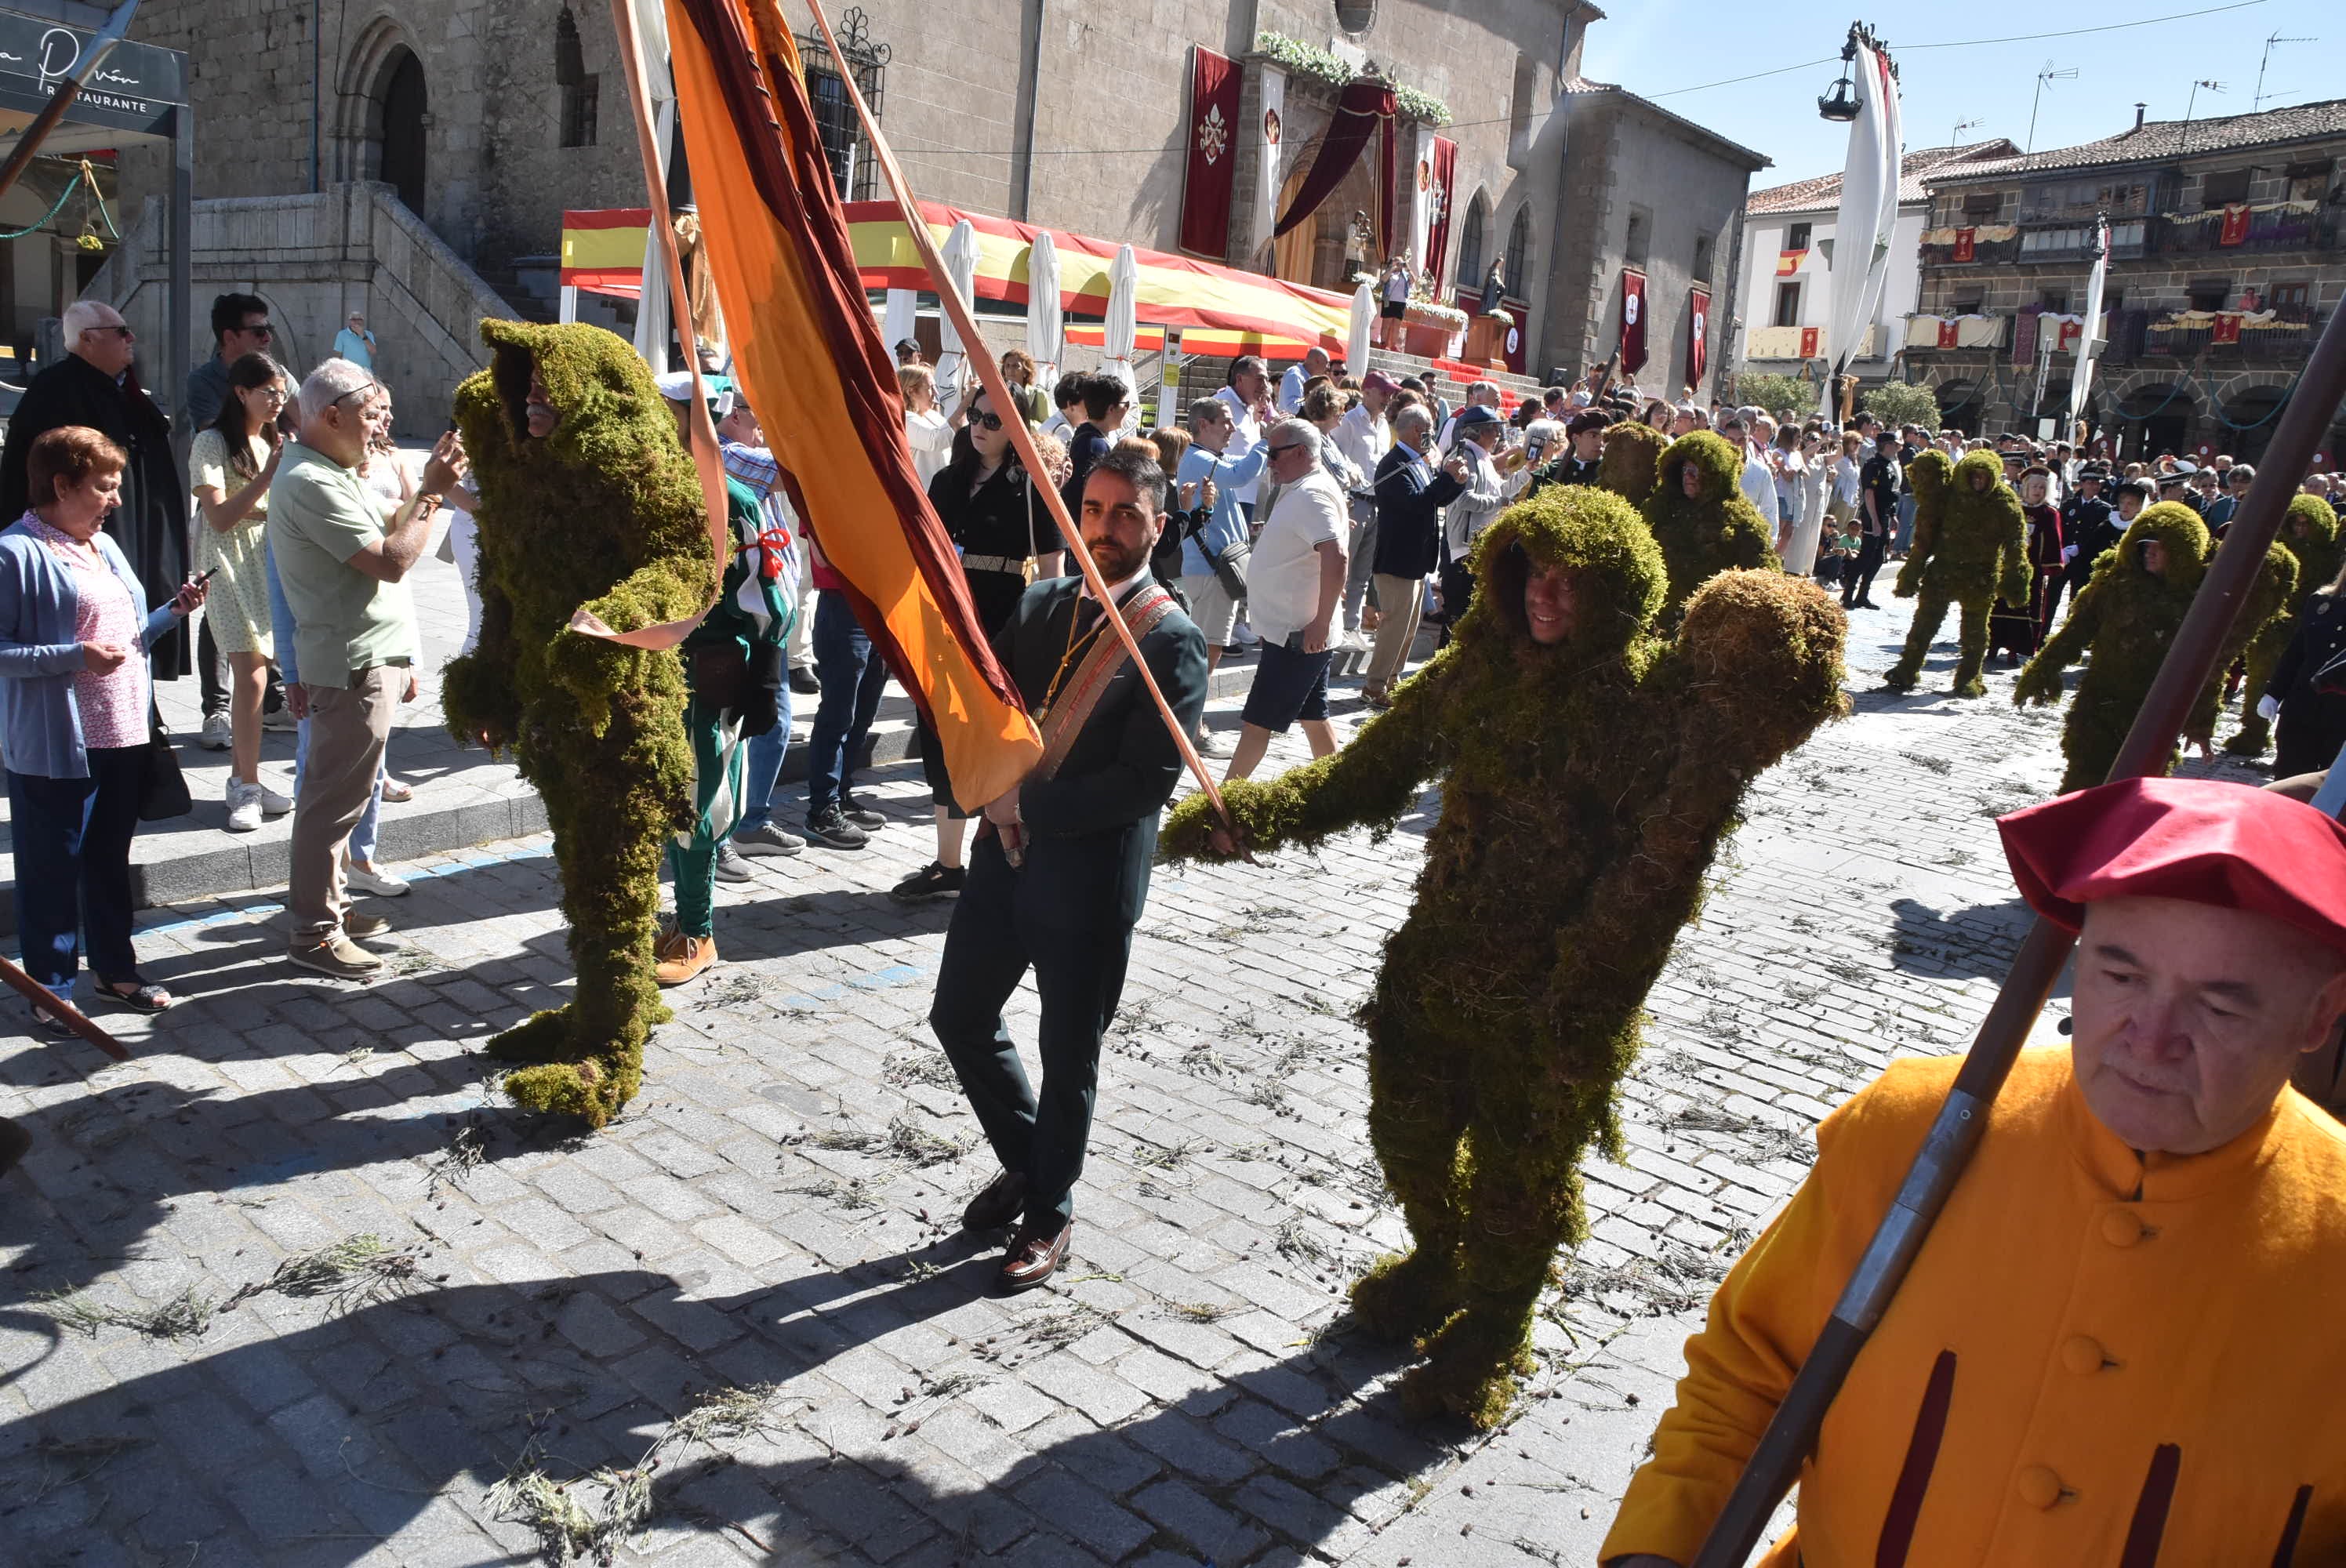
[1178,46,1240,258]
[1273,78,1397,253]
[1425,135,1458,289]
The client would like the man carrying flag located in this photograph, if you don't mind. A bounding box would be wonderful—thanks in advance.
[929,446,1208,1293]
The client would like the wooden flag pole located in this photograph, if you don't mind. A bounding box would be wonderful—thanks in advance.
[1691,299,2346,1565]
[0,955,129,1062]
[797,0,1239,837]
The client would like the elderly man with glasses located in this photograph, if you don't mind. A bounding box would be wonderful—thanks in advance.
[0,299,195,689]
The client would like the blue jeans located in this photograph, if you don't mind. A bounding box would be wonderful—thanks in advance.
[734,676,799,834]
[9,746,147,1000]
[1895,493,1917,554]
[806,590,888,814]
[292,717,382,865]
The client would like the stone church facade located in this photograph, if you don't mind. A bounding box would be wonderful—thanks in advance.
[117,0,1761,395]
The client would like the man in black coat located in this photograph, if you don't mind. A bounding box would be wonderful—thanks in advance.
[1527,410,1607,495]
[0,299,191,679]
[2054,466,2118,617]
[932,445,1210,1293]
[1363,403,1466,706]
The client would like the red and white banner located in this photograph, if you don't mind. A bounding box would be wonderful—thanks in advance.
[1952,227,1977,263]
[1936,319,1959,350]
[1424,135,1458,291]
[2212,312,2242,346]
[1619,267,1648,373]
[1177,45,1240,259]
[1687,285,1710,385]
[1800,325,1821,360]
[2218,203,2250,248]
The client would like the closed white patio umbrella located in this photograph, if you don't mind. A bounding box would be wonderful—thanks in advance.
[935,219,981,408]
[1026,230,1063,411]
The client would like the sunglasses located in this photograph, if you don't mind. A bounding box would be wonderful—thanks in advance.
[1265,443,1304,457]
[242,323,274,339]
[90,325,134,339]
[966,409,1004,431]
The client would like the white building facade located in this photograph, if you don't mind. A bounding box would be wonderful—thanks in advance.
[1732,140,2015,390]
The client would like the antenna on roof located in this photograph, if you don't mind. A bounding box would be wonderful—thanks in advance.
[2182,78,2227,152]
[1950,115,1983,148]
[2025,62,2078,154]
[2253,32,2317,111]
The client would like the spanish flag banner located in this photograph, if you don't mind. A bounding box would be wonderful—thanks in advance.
[559,209,654,297]
[658,0,1039,810]
[1777,249,1806,278]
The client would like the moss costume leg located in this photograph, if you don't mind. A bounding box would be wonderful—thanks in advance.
[1883,590,1952,691]
[1948,595,1993,698]
[1349,980,1473,1344]
[1406,1093,1592,1428]
[2224,633,2285,757]
[494,724,675,1128]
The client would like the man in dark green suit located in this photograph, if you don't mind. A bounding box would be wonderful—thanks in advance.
[931,445,1211,1292]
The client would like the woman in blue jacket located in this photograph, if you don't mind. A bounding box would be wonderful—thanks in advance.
[0,426,205,1028]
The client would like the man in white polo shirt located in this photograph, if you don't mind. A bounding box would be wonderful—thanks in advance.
[1226,418,1347,782]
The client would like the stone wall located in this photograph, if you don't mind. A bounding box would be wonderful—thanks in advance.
[86,182,515,434]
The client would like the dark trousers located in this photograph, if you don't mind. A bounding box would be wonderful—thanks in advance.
[1437,556,1475,648]
[1843,532,1887,604]
[806,590,888,814]
[9,746,147,1000]
[929,836,1135,1232]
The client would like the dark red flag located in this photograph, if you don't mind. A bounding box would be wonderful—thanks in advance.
[1178,46,1240,259]
[1620,267,1648,373]
[1687,285,1710,385]
[1425,135,1458,290]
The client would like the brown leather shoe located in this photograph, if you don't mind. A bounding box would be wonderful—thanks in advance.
[996,1221,1070,1294]
[655,931,718,987]
[961,1168,1029,1232]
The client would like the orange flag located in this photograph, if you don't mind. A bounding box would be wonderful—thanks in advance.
[660,0,1039,811]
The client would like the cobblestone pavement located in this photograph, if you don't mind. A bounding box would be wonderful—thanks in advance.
[0,596,2271,1567]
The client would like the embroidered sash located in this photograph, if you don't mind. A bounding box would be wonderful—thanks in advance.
[1033,583,1178,783]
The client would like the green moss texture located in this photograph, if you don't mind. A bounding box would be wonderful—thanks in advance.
[1641,431,1781,622]
[1886,451,2028,697]
[2014,501,2291,793]
[1598,419,1667,507]
[441,321,720,1127]
[1160,486,1846,1427]
[2228,493,2341,755]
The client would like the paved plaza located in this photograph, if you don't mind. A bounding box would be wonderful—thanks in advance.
[0,593,2269,1567]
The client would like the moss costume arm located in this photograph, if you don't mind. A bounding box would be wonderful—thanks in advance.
[1891,524,1934,597]
[550,553,721,736]
[2189,543,2299,743]
[1996,494,2032,608]
[440,532,523,750]
[2014,576,2101,705]
[1160,654,1457,863]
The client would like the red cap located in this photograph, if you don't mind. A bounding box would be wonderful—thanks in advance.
[1997,777,2346,953]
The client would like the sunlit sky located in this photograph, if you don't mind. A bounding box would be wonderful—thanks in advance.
[1578,0,2335,186]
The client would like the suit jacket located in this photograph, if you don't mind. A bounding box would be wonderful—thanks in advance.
[1371,443,1465,579]
[997,574,1208,925]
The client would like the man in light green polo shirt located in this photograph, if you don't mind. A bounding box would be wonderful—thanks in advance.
[270,357,464,978]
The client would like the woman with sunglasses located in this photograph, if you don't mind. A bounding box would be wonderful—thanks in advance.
[893,387,1070,902]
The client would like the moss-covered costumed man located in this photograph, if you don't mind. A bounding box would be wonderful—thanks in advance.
[2227,493,2341,757]
[2013,501,2293,793]
[1597,418,1667,507]
[1641,430,1780,622]
[1883,449,2028,697]
[442,322,720,1127]
[1160,487,1847,1426]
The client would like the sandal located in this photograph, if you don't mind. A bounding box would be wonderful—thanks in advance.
[29,1006,74,1037]
[95,976,173,1014]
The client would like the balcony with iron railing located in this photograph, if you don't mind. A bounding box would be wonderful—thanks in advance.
[2154,203,2342,256]
[2119,303,2322,361]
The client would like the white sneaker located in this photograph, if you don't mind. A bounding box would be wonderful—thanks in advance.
[198,712,232,751]
[224,780,263,833]
[347,863,410,898]
[256,779,295,815]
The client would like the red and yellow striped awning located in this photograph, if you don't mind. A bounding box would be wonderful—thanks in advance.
[559,208,652,298]
[843,199,1354,354]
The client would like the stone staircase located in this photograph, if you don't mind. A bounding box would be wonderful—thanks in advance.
[473,254,563,325]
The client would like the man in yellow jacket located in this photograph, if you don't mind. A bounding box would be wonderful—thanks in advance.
[1603,775,2346,1566]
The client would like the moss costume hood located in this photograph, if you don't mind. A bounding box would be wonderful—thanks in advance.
[1160,485,1843,1428]
[1641,430,1780,619]
[441,321,721,1127]
[1598,420,1668,507]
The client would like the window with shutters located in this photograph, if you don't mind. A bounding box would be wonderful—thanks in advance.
[1772,282,1800,328]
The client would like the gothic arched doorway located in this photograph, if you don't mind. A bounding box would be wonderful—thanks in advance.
[377,49,427,214]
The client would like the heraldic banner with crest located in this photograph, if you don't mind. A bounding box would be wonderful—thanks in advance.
[1180,45,1241,258]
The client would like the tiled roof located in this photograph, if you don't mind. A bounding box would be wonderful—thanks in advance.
[1923,99,2346,183]
[1747,140,2021,216]
[1563,75,1771,172]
